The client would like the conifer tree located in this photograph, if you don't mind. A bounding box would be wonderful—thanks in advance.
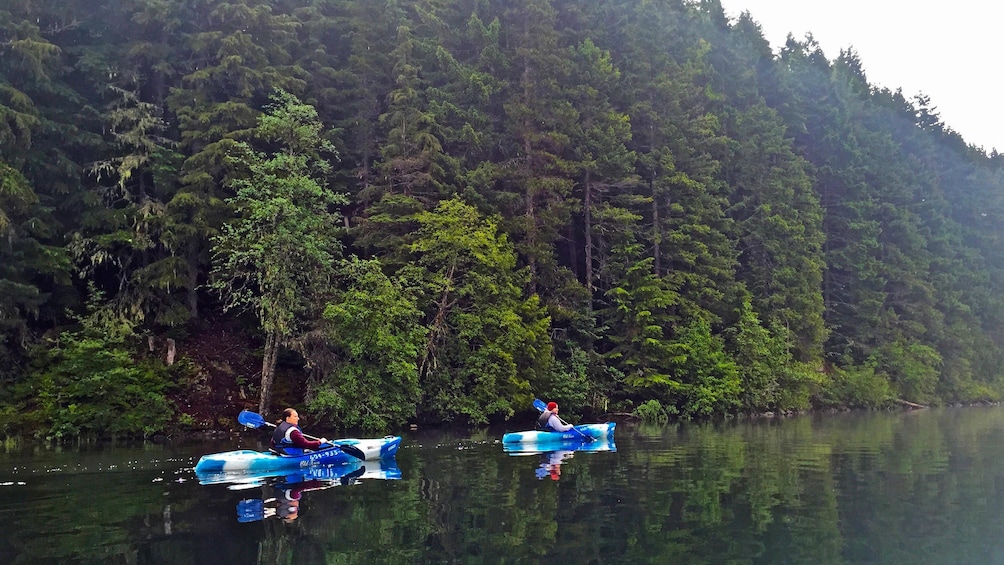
[495,0,577,294]
[0,6,76,375]
[167,0,305,320]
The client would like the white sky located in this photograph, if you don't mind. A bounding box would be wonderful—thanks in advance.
[718,0,1003,154]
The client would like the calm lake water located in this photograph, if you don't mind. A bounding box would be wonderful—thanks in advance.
[3,407,1004,564]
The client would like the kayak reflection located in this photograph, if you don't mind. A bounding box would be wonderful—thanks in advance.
[196,459,402,523]
[229,460,403,523]
[504,438,616,481]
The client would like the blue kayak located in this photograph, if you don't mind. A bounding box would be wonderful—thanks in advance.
[193,436,401,474]
[503,436,616,455]
[501,422,616,445]
[199,457,403,488]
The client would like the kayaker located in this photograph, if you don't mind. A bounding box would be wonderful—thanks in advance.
[276,492,300,522]
[536,401,574,432]
[271,408,329,454]
[546,450,573,480]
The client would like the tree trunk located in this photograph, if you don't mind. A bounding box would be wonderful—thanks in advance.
[651,178,661,276]
[420,263,455,378]
[186,243,199,320]
[258,331,280,415]
[584,171,594,293]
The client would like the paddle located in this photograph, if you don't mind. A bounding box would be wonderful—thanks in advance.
[237,498,267,522]
[237,410,366,461]
[533,399,593,441]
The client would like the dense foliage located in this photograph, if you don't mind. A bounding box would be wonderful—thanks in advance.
[2,0,1003,435]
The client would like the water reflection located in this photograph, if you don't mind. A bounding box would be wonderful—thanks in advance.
[230,461,402,523]
[503,437,617,480]
[7,409,1004,563]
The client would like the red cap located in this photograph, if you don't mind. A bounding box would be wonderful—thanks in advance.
[546,402,558,411]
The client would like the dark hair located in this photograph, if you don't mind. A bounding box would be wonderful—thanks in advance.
[278,408,296,424]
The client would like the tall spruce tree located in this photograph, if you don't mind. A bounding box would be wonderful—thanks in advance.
[494,0,577,295]
[167,0,304,320]
[0,5,77,377]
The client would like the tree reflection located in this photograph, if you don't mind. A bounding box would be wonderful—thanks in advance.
[7,410,1004,563]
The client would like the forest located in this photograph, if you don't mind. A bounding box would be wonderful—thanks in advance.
[2,0,1004,438]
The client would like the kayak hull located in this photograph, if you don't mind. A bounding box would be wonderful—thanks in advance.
[194,447,351,474]
[199,457,403,487]
[501,422,615,444]
[193,436,402,474]
[330,436,402,459]
[504,437,616,455]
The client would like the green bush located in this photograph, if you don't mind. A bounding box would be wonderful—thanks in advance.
[308,257,425,430]
[25,331,175,439]
[20,299,175,439]
[634,399,671,424]
[672,318,741,417]
[820,364,893,408]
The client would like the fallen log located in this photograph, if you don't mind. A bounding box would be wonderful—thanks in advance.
[600,412,643,420]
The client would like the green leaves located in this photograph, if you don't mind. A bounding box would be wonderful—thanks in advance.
[407,198,552,423]
[4,0,1004,427]
[210,90,345,412]
[308,257,426,430]
[19,294,175,439]
[211,90,343,327]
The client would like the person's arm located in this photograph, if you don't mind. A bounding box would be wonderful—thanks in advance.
[289,428,324,450]
[548,414,574,432]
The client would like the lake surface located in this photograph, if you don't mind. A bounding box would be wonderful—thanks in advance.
[3,407,1004,564]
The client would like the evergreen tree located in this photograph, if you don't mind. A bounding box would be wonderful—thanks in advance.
[494,0,577,294]
[567,38,637,294]
[0,6,76,377]
[74,85,188,326]
[723,102,826,361]
[321,0,404,211]
[167,0,305,320]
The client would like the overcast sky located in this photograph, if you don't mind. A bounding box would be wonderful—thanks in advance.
[717,0,1003,154]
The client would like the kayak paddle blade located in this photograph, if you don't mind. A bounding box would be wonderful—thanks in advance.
[533,399,547,413]
[340,464,367,485]
[238,410,267,429]
[237,498,265,522]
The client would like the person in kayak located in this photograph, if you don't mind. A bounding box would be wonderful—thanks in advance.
[536,401,574,432]
[271,408,329,455]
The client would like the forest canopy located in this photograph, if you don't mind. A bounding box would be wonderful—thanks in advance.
[2,0,1003,436]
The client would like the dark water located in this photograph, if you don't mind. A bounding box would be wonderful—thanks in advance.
[4,407,1004,564]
